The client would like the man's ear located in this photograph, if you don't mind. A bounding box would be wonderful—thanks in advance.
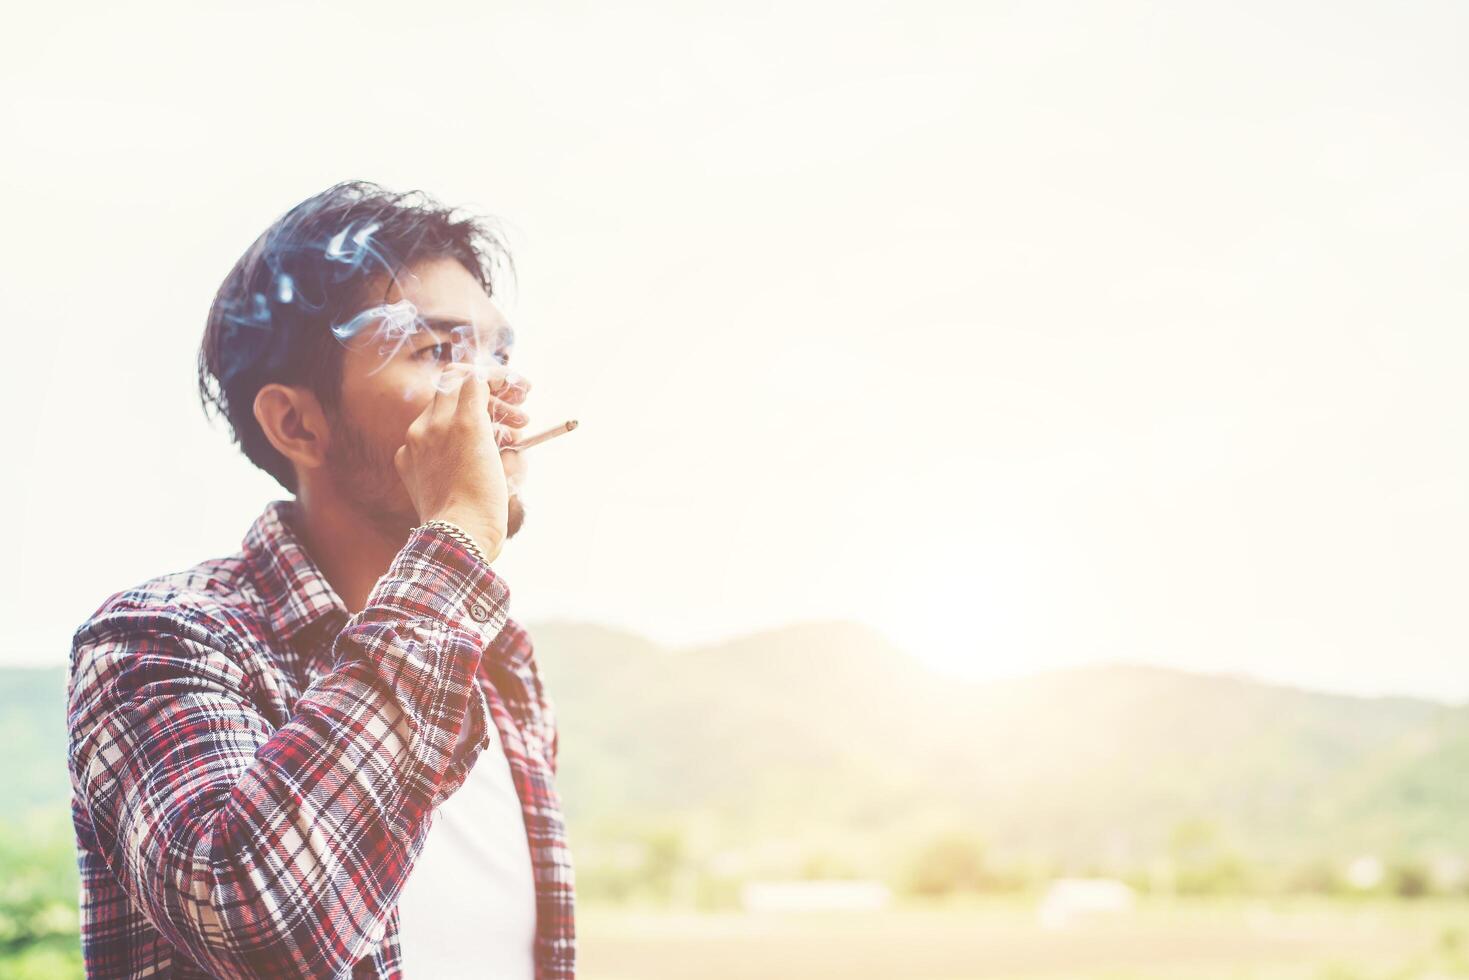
[254,383,330,475]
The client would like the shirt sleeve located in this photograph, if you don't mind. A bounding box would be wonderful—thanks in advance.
[67,523,507,980]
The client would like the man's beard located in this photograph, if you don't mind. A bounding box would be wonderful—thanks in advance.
[324,407,525,545]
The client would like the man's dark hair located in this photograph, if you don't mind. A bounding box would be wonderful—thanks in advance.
[197,180,514,493]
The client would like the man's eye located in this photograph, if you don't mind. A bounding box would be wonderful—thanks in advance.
[416,342,509,365]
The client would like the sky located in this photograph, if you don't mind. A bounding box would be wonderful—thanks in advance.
[1,1,1465,699]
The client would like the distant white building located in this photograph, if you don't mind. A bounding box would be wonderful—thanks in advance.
[740,879,892,912]
[1345,855,1384,891]
[1038,878,1136,930]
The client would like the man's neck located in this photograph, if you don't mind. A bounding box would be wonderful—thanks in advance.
[292,490,410,615]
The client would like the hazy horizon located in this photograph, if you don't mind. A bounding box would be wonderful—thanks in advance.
[6,611,1465,710]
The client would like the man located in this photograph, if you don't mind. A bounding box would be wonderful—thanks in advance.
[65,181,575,979]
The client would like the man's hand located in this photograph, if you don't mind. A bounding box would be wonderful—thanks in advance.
[394,363,530,563]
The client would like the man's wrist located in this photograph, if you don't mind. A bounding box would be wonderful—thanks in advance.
[417,517,502,566]
[420,514,505,567]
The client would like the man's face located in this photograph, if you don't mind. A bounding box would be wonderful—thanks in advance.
[319,257,529,541]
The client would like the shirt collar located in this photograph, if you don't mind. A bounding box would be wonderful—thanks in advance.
[242,498,351,649]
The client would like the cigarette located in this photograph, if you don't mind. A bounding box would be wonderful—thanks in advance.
[507,419,578,451]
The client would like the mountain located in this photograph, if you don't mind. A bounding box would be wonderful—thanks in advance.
[530,624,1469,866]
[9,623,1469,871]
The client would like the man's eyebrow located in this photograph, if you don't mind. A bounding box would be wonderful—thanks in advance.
[417,316,514,347]
[417,316,473,335]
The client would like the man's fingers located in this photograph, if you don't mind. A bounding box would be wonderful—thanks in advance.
[488,396,529,428]
[427,365,526,433]
[488,370,532,406]
[453,364,490,424]
[429,364,472,424]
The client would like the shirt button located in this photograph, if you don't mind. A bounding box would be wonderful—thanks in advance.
[470,601,491,622]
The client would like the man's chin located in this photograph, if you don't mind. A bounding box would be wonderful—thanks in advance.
[506,495,525,539]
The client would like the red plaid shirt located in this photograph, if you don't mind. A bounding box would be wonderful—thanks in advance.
[66,498,576,978]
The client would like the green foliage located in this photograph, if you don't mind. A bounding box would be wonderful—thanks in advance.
[1284,858,1349,896]
[573,822,698,906]
[901,829,989,897]
[0,813,82,978]
[1387,860,1431,899]
[1164,819,1257,896]
[798,851,862,880]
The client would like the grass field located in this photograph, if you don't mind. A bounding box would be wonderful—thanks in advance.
[5,896,1468,978]
[575,898,1469,980]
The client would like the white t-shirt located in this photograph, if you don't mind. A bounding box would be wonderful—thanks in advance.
[396,711,538,979]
